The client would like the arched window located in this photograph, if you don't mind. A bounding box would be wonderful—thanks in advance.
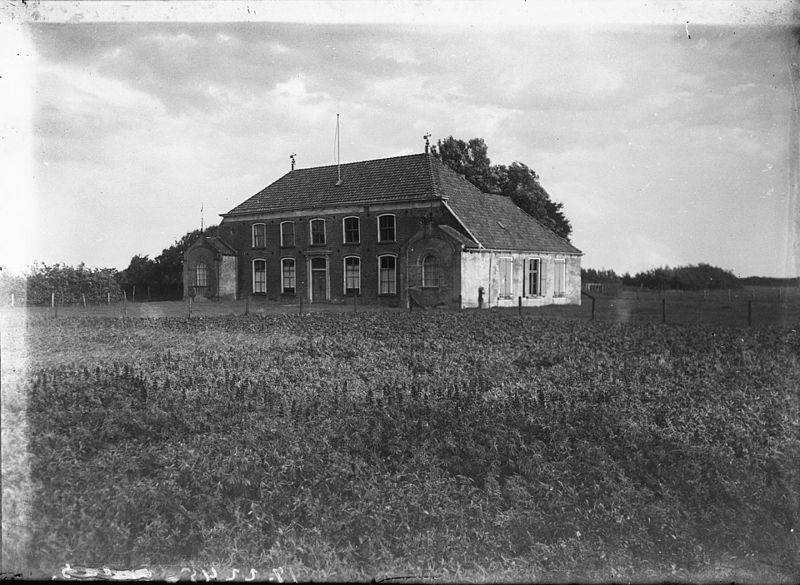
[195,262,208,287]
[280,221,295,247]
[378,255,397,295]
[281,258,296,294]
[252,223,266,248]
[252,259,266,294]
[344,256,360,294]
[310,218,326,245]
[343,217,360,244]
[377,214,396,242]
[422,255,439,288]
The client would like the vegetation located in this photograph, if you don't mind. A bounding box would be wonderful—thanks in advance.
[117,225,219,301]
[20,262,122,305]
[583,264,747,291]
[0,269,26,302]
[433,137,573,240]
[14,312,799,581]
[622,264,742,291]
[581,268,622,284]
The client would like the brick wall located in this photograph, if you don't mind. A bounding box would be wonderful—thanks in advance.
[220,204,463,304]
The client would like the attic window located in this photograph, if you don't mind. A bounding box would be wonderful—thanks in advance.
[497,221,507,230]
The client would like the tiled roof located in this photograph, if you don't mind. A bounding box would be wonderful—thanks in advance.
[224,154,439,216]
[433,162,581,254]
[224,152,581,255]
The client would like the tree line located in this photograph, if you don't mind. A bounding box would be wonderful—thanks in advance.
[1,262,123,305]
[582,263,744,291]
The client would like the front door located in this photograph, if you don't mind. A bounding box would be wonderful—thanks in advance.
[311,257,327,302]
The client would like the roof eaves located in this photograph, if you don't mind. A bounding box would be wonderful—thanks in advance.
[517,206,583,254]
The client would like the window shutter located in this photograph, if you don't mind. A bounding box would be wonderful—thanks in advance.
[540,260,547,296]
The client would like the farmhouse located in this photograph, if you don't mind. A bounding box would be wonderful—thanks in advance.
[183,151,582,308]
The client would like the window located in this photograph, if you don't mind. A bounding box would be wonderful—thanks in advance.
[422,255,439,288]
[310,219,326,245]
[252,223,266,248]
[378,214,396,242]
[280,221,295,247]
[554,259,567,297]
[344,257,360,294]
[252,260,266,294]
[499,257,513,298]
[195,262,208,287]
[526,258,541,297]
[281,258,296,294]
[378,255,397,295]
[343,217,360,244]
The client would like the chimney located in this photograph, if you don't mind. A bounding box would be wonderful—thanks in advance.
[424,133,431,154]
[290,153,296,171]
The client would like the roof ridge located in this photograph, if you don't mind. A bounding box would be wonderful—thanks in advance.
[424,153,441,199]
[291,152,427,173]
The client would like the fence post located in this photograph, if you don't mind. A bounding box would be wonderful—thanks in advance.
[132,285,136,303]
[189,296,193,319]
[107,291,111,305]
[52,292,58,318]
[82,293,86,308]
[661,298,666,324]
[591,296,596,321]
[123,290,127,317]
[748,299,752,326]
[518,296,522,316]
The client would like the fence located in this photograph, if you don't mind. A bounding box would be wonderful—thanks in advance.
[5,286,799,327]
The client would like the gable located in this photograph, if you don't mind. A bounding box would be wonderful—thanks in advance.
[186,236,237,257]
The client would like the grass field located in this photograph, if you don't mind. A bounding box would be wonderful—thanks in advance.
[2,302,799,582]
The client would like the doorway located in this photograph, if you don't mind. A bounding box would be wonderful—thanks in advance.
[310,257,328,302]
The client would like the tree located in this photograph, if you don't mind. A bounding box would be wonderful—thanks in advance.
[501,162,572,239]
[433,136,572,240]
[117,225,219,300]
[625,263,742,291]
[117,255,159,299]
[24,262,122,305]
[154,225,219,299]
[581,268,621,284]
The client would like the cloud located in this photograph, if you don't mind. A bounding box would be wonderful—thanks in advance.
[26,22,796,277]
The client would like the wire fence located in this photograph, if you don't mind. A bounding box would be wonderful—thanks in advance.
[4,286,799,328]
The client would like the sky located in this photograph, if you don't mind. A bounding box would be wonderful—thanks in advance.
[2,1,799,278]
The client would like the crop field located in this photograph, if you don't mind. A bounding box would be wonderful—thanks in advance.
[2,309,799,582]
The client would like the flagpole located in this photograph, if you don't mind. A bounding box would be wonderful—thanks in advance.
[336,114,341,185]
